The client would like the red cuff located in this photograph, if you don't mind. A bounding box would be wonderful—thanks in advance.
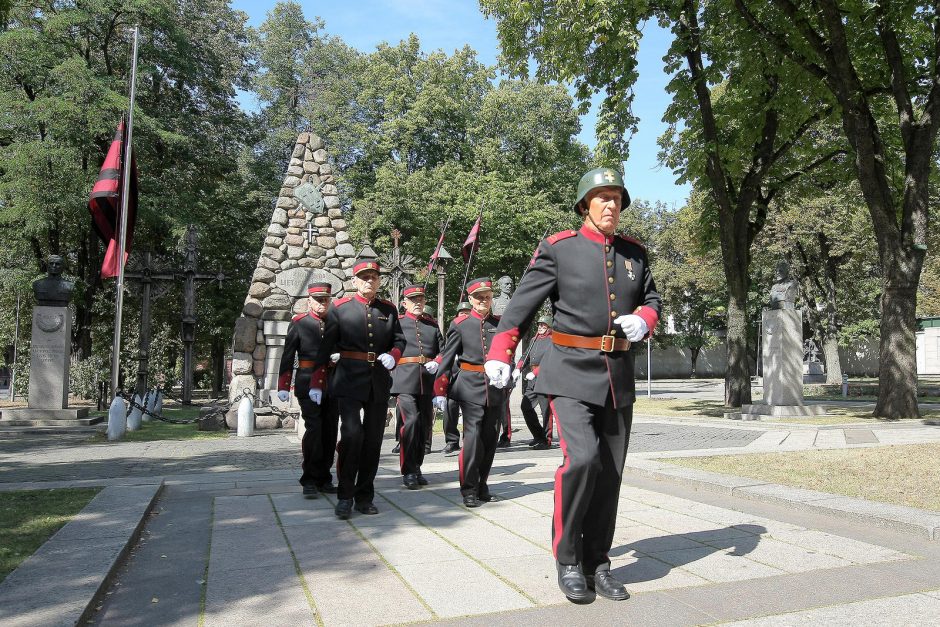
[486,327,521,364]
[278,371,291,391]
[433,374,449,397]
[434,354,442,364]
[634,306,659,338]
[389,347,402,364]
[515,359,523,370]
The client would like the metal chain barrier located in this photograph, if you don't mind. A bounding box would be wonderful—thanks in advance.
[121,387,296,425]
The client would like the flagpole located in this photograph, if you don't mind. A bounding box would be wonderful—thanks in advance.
[423,215,451,291]
[110,25,140,401]
[459,202,485,301]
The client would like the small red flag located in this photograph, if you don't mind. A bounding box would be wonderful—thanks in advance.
[89,118,138,279]
[427,229,446,272]
[462,216,481,262]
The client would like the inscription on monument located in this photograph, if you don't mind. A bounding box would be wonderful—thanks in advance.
[275,268,341,297]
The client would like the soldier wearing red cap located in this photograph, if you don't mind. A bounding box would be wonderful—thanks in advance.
[278,282,338,497]
[484,167,661,603]
[433,277,507,508]
[441,301,472,455]
[319,258,405,519]
[391,284,444,489]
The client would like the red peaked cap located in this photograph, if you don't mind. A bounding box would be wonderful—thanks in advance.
[307,282,331,296]
[353,259,381,276]
[403,284,425,298]
[466,277,493,296]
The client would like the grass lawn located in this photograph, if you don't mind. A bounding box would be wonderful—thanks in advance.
[87,407,229,442]
[0,488,101,581]
[666,443,940,512]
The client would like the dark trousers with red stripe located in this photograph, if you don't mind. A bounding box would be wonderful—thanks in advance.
[299,395,339,487]
[458,400,501,497]
[396,393,431,475]
[521,381,553,444]
[336,395,388,504]
[444,398,461,446]
[550,395,633,573]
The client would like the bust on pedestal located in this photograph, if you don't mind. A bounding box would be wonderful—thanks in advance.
[0,256,97,426]
[738,261,827,421]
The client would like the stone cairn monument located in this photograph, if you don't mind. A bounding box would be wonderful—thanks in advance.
[0,256,100,427]
[739,260,826,421]
[228,133,357,429]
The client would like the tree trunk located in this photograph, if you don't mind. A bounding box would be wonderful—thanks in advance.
[822,336,842,385]
[689,345,700,379]
[875,280,920,418]
[210,336,224,396]
[724,276,752,407]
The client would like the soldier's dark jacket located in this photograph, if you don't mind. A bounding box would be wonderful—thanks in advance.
[390,312,444,396]
[318,294,405,402]
[278,311,328,398]
[434,310,507,407]
[487,225,661,407]
[517,330,552,377]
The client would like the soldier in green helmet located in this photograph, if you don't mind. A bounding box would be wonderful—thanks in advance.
[512,314,555,449]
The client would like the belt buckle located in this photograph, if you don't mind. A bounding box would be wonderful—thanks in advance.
[366,352,376,363]
[600,334,616,353]
[419,356,428,364]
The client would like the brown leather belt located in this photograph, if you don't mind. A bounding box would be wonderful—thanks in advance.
[460,362,485,372]
[340,350,376,363]
[552,330,631,353]
[398,356,432,365]
[298,359,316,368]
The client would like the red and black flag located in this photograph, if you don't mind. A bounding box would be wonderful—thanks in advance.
[88,117,138,279]
[462,215,481,262]
[427,228,446,272]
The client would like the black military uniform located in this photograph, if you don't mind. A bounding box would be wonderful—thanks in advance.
[319,259,405,516]
[391,284,444,488]
[278,282,338,496]
[517,320,554,447]
[486,167,660,602]
[434,278,507,507]
[441,302,471,454]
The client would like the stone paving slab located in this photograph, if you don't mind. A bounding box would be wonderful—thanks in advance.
[722,589,940,626]
[0,483,162,627]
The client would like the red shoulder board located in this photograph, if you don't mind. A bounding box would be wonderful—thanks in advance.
[617,234,647,250]
[292,313,306,322]
[454,314,472,326]
[333,296,352,307]
[547,230,578,245]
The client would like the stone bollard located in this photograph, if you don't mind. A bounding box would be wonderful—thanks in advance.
[153,390,164,417]
[237,397,255,437]
[107,395,127,441]
[126,394,144,431]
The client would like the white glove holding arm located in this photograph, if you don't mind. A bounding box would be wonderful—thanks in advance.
[277,390,289,402]
[432,396,446,411]
[330,353,340,363]
[613,314,649,342]
[484,360,511,389]
[525,372,536,381]
[512,368,521,382]
[308,388,322,405]
[424,360,439,374]
[377,353,395,370]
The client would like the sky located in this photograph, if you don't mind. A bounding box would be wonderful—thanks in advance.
[231,0,691,207]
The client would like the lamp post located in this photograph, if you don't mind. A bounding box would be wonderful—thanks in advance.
[433,246,453,333]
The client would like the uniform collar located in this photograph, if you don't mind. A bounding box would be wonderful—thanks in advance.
[405,311,419,320]
[470,309,489,320]
[308,311,323,321]
[579,223,614,245]
[354,293,373,305]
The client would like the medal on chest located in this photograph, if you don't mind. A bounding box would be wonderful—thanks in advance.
[624,259,636,281]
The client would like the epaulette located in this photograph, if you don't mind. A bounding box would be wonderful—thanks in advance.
[547,229,578,245]
[454,314,472,326]
[292,313,306,322]
[333,296,352,307]
[617,233,647,250]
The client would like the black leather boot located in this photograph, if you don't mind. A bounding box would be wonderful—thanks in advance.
[557,563,591,603]
[334,498,353,520]
[586,565,630,601]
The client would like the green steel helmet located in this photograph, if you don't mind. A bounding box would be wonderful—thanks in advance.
[537,315,552,326]
[573,167,631,212]
[456,301,472,314]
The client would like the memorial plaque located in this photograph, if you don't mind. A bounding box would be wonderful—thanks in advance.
[294,181,325,214]
[27,305,71,409]
[275,268,342,298]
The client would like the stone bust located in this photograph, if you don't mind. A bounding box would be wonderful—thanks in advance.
[33,255,74,307]
[768,260,798,310]
[492,275,514,315]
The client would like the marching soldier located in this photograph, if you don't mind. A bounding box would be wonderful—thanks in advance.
[484,167,660,603]
[434,278,507,508]
[514,315,554,450]
[319,259,405,519]
[277,282,338,497]
[441,301,471,455]
[391,284,444,488]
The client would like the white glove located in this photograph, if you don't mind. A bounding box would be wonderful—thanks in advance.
[424,361,439,374]
[613,314,648,342]
[377,353,395,370]
[330,353,340,363]
[525,372,536,381]
[512,369,521,382]
[484,360,511,388]
[308,388,322,405]
[432,396,446,411]
[277,390,289,403]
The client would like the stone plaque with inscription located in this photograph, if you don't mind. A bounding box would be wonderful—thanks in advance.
[275,268,342,298]
[27,305,71,409]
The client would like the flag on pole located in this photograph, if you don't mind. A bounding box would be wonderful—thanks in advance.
[89,117,138,279]
[427,229,446,272]
[461,215,481,262]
